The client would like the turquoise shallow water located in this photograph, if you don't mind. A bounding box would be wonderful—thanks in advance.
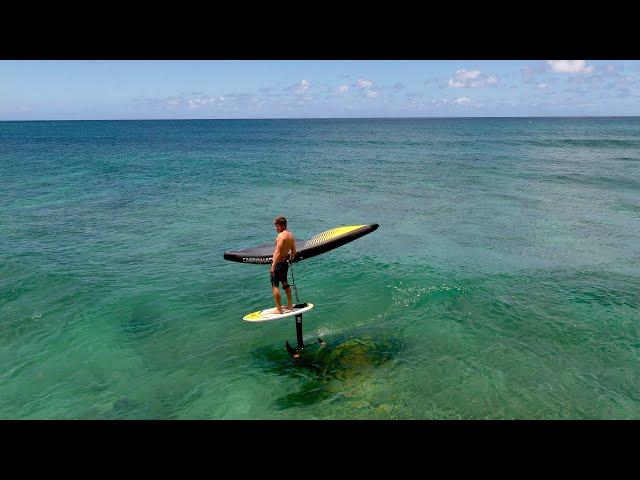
[1,118,639,419]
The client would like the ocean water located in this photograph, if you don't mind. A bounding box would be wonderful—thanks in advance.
[1,118,639,419]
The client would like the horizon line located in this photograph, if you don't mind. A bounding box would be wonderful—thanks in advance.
[2,115,640,122]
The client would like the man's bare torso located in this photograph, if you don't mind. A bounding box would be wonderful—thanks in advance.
[273,230,295,263]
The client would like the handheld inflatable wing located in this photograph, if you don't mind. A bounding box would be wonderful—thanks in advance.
[223,224,378,265]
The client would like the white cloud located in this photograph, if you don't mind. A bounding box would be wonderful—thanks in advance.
[452,96,471,104]
[523,61,597,87]
[521,64,547,83]
[172,94,225,109]
[355,79,374,89]
[338,84,349,93]
[366,89,380,98]
[603,64,620,74]
[536,83,548,90]
[289,79,311,95]
[448,70,498,88]
[547,60,594,74]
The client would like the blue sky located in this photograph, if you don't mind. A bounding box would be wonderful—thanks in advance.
[1,60,639,120]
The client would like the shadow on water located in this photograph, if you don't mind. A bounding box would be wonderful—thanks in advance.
[250,330,405,410]
[103,397,150,419]
[119,297,168,339]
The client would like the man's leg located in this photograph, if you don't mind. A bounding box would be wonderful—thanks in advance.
[283,286,293,309]
[280,263,292,310]
[272,285,283,313]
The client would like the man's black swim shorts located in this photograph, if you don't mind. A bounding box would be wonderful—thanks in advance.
[270,261,289,288]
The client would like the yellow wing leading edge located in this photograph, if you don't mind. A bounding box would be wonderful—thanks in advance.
[303,225,367,248]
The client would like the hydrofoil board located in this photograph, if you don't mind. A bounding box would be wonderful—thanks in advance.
[243,303,314,322]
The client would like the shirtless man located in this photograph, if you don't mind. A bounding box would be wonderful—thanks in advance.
[270,216,297,314]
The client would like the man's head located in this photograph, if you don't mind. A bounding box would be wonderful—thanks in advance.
[274,216,287,232]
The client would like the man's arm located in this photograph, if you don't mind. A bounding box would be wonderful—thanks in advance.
[289,236,297,263]
[272,235,284,272]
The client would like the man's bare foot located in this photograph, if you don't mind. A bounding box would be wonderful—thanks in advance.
[273,307,284,314]
[283,305,293,312]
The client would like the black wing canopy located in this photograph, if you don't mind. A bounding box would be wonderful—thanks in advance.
[223,224,379,264]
